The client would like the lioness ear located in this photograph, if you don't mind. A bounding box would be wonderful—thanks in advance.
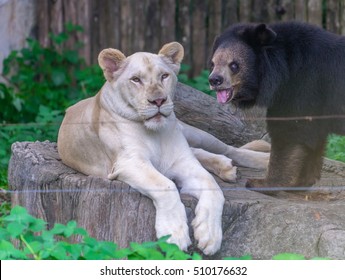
[98,48,126,81]
[158,42,184,74]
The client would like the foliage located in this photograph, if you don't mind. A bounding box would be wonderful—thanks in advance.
[0,24,104,183]
[326,134,345,162]
[0,202,10,218]
[0,169,7,189]
[0,23,103,123]
[0,205,328,260]
[0,206,199,260]
[178,64,215,97]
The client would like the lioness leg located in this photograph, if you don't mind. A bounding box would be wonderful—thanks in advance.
[109,160,191,251]
[191,148,237,182]
[170,159,224,255]
[179,121,269,169]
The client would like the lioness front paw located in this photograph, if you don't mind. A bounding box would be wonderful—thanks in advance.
[219,165,237,182]
[155,210,191,251]
[192,201,223,255]
[213,156,237,182]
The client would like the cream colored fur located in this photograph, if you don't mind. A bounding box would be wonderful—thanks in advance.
[58,42,269,255]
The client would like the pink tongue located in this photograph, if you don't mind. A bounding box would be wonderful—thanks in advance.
[217,90,229,104]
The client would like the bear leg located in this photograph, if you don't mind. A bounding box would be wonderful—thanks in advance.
[297,141,326,186]
[246,142,313,189]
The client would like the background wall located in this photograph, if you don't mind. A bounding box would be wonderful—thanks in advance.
[1,0,345,76]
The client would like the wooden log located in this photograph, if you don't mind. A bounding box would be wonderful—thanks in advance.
[7,83,345,259]
[8,141,345,259]
[174,83,268,146]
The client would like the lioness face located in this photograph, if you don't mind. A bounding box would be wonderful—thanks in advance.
[98,42,184,130]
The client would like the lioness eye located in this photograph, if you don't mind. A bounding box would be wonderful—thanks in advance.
[131,76,141,83]
[229,62,239,74]
[161,73,169,80]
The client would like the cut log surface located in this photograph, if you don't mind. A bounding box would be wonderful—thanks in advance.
[8,84,345,259]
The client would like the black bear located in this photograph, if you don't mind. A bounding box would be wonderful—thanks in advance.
[209,22,345,189]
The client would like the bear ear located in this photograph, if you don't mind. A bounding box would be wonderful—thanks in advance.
[158,42,184,74]
[98,48,126,81]
[254,24,277,46]
[240,23,277,47]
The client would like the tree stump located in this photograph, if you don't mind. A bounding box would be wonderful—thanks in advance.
[8,83,345,259]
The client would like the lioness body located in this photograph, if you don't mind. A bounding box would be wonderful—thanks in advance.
[59,44,226,255]
[59,85,205,184]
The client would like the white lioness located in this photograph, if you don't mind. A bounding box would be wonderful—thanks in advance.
[58,42,269,255]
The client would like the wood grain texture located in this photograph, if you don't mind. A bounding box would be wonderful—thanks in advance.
[31,0,344,76]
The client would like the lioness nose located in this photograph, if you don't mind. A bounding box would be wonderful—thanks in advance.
[209,75,224,87]
[148,98,167,107]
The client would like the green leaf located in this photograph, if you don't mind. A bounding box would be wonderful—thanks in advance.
[41,230,55,243]
[64,50,79,64]
[50,223,66,235]
[51,70,66,86]
[97,241,118,256]
[50,243,69,260]
[7,222,26,237]
[63,220,77,238]
[84,236,98,247]
[74,227,88,237]
[50,32,69,45]
[29,218,46,232]
[0,227,10,240]
[129,242,165,260]
[12,97,23,112]
[65,22,83,33]
[113,248,132,259]
[23,241,42,254]
[0,240,27,259]
[272,253,306,260]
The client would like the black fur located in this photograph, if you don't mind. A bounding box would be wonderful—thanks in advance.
[211,22,345,188]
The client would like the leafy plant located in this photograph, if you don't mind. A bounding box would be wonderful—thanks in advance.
[0,205,329,260]
[0,206,199,260]
[178,64,215,97]
[1,24,103,123]
[0,24,104,184]
[326,134,345,162]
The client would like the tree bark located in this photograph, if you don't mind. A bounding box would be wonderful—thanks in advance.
[174,83,268,147]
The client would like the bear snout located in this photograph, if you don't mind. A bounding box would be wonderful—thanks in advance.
[209,74,224,87]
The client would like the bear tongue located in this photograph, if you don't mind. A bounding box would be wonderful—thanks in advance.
[216,89,232,104]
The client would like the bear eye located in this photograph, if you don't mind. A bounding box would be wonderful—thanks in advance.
[131,76,141,83]
[229,62,239,74]
[161,73,169,80]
